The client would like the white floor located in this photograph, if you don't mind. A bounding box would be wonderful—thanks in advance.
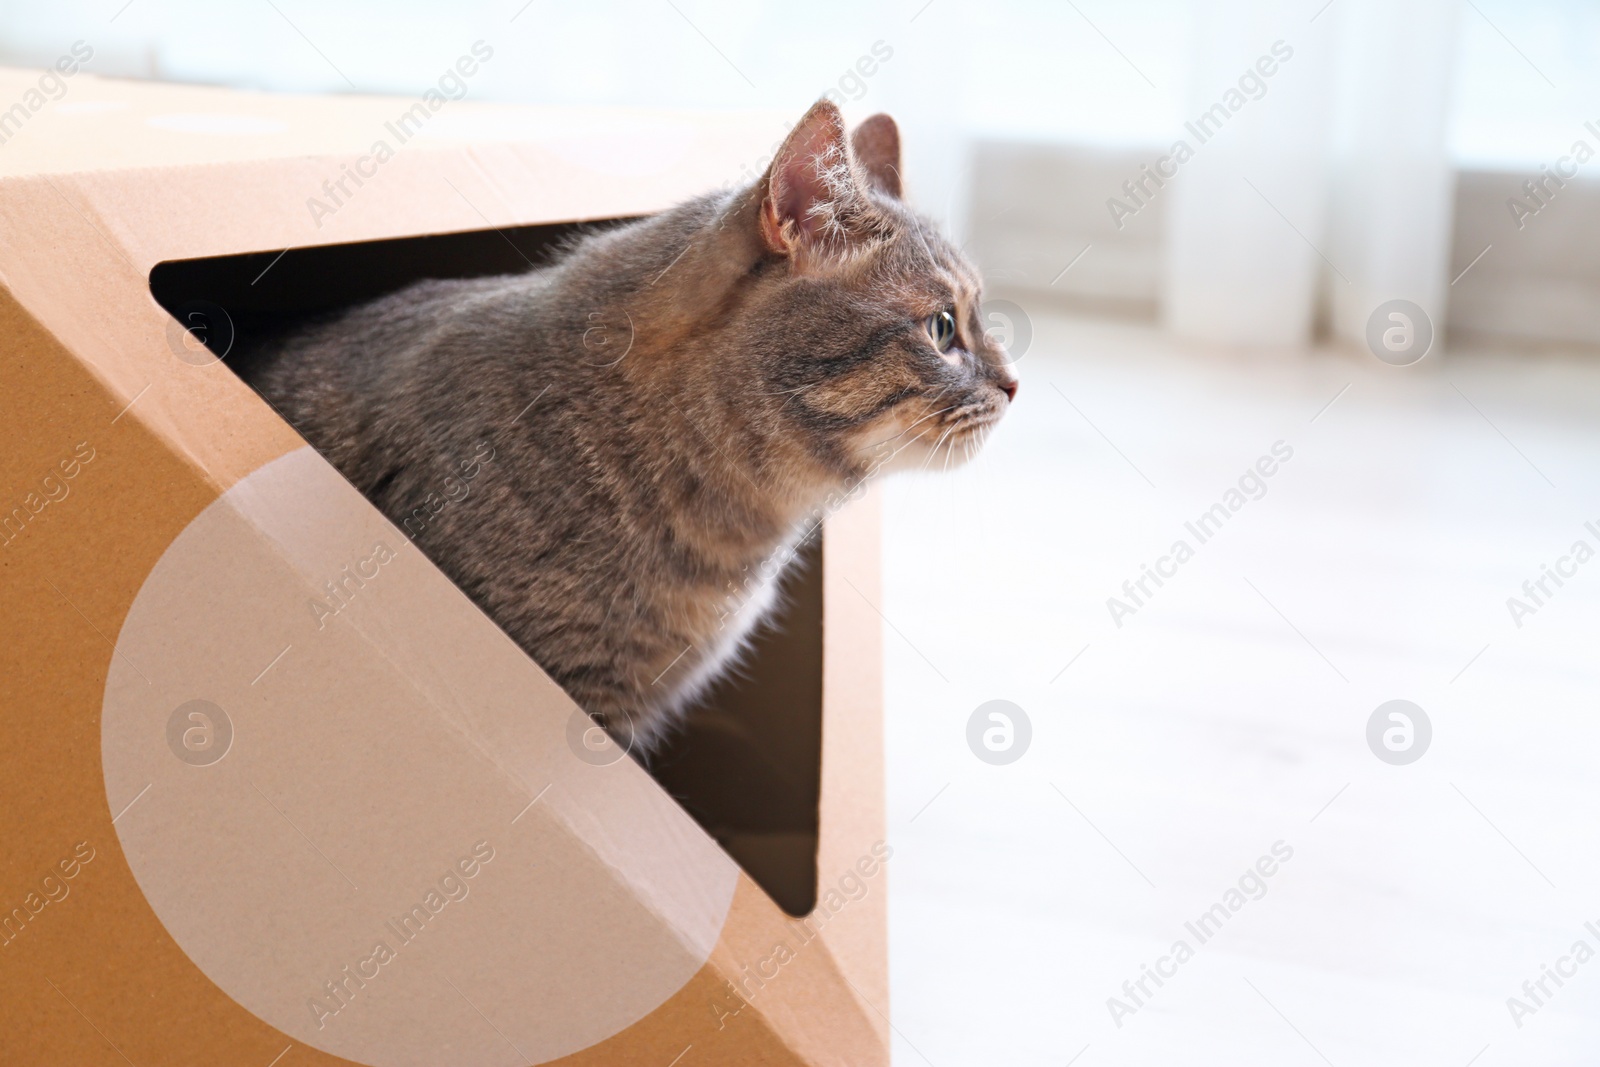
[880,308,1600,1066]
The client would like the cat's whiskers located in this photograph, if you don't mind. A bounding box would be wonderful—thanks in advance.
[887,418,947,464]
[943,425,965,475]
[875,413,944,467]
[924,403,999,473]
[917,435,944,472]
[862,386,956,451]
[872,398,960,452]
[921,421,963,472]
[775,382,825,413]
[757,382,824,415]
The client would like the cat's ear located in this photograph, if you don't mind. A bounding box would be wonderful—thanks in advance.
[759,99,864,255]
[851,114,902,199]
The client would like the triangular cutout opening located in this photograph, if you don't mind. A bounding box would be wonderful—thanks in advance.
[149,221,822,916]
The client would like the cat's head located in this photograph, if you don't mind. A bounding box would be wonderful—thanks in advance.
[709,101,1017,486]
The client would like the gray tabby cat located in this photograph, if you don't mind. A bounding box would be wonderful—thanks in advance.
[250,100,1017,752]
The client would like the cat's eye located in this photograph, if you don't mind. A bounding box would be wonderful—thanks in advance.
[927,309,957,354]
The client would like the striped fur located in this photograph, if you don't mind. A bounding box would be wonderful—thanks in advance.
[249,100,1016,751]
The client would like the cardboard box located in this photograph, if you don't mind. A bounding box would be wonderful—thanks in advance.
[0,67,889,1066]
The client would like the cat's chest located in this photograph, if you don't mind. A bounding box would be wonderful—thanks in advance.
[668,556,788,702]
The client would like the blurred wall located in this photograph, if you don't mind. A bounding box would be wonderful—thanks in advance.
[966,143,1163,316]
[1449,171,1600,346]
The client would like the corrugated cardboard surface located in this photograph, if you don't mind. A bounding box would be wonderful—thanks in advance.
[0,71,887,1065]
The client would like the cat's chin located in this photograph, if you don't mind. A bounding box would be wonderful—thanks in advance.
[859,420,998,476]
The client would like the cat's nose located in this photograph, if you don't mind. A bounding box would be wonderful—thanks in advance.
[998,377,1018,402]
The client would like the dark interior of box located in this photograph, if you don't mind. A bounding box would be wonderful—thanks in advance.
[149,222,823,916]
